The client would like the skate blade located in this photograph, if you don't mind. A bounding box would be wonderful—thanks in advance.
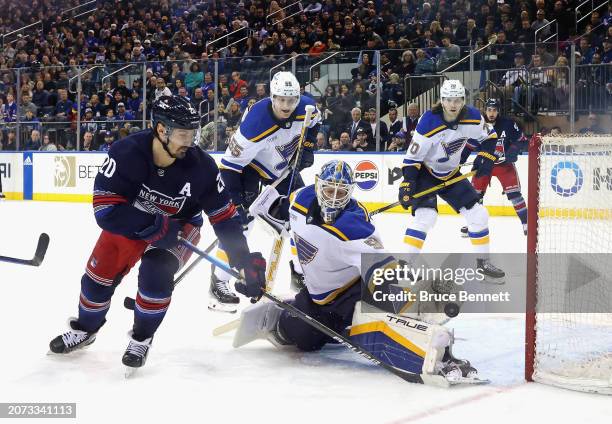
[480,276,505,285]
[124,366,139,379]
[447,375,491,385]
[208,301,238,314]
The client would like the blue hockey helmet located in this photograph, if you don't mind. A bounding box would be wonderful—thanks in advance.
[315,160,354,224]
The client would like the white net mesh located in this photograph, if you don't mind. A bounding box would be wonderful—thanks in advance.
[533,135,612,394]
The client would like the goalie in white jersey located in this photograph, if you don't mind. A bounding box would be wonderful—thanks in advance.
[232,160,487,385]
[398,80,504,281]
[210,72,321,311]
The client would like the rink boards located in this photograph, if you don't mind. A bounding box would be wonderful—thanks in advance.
[1,151,608,216]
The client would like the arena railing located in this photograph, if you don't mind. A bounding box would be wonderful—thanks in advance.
[1,48,607,152]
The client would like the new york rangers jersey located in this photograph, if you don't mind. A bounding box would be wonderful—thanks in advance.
[490,116,527,162]
[220,96,321,182]
[92,129,250,265]
[288,185,385,305]
[402,106,498,179]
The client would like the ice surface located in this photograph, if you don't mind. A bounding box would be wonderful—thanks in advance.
[0,201,610,424]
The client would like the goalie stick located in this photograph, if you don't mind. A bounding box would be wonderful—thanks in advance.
[176,236,460,387]
[123,238,218,310]
[0,233,50,267]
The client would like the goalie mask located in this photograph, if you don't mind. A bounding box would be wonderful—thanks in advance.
[270,71,300,120]
[315,160,354,224]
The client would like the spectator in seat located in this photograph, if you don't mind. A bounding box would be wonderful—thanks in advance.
[386,131,407,152]
[21,109,41,134]
[347,107,372,143]
[339,131,352,151]
[437,35,461,71]
[154,78,172,100]
[81,131,94,151]
[39,133,57,151]
[115,102,135,127]
[316,131,327,150]
[237,86,251,111]
[351,128,375,151]
[81,108,98,135]
[99,130,115,152]
[32,80,49,111]
[550,56,570,110]
[532,9,551,39]
[3,129,17,151]
[255,84,267,101]
[456,18,479,47]
[528,54,552,113]
[202,73,215,95]
[388,105,403,136]
[414,49,436,75]
[383,73,404,106]
[54,89,73,121]
[353,83,372,110]
[20,93,37,117]
[225,101,243,128]
[330,138,342,151]
[536,44,555,66]
[351,53,375,83]
[366,107,389,145]
[191,88,205,111]
[394,50,416,77]
[402,103,420,144]
[579,113,606,134]
[4,93,17,122]
[26,129,42,151]
[500,52,529,113]
[185,62,204,96]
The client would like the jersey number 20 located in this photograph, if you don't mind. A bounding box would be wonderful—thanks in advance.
[99,157,117,178]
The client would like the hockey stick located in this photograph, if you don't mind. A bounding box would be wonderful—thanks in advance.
[370,171,477,217]
[212,110,315,335]
[177,237,446,386]
[123,238,218,310]
[0,233,50,267]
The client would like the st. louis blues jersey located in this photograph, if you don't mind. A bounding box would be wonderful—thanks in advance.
[288,185,385,305]
[402,106,497,180]
[220,96,321,182]
[490,117,527,163]
[92,129,250,266]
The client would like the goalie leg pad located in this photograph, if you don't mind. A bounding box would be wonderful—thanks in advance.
[349,302,452,375]
[232,299,287,348]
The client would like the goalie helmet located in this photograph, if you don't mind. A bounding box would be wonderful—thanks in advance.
[315,160,354,224]
[440,80,465,99]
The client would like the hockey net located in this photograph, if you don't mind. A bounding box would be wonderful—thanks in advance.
[526,134,612,394]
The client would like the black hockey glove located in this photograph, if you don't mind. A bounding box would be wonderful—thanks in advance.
[297,148,314,171]
[235,252,267,299]
[289,260,306,292]
[398,166,419,209]
[472,151,496,178]
[136,215,182,249]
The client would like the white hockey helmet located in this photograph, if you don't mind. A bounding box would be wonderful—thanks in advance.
[270,71,300,98]
[440,80,465,99]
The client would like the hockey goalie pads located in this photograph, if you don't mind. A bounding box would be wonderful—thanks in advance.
[232,299,288,348]
[349,302,453,377]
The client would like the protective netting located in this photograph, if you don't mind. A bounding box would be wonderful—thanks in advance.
[532,135,612,394]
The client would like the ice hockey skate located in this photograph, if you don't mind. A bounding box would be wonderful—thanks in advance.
[208,274,240,313]
[123,331,153,378]
[48,317,97,354]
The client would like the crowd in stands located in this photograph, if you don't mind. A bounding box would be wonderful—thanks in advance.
[0,0,610,152]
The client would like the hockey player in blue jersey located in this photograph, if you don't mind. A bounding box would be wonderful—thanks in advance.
[210,71,321,312]
[49,96,267,372]
[398,80,504,282]
[231,160,485,384]
[460,98,529,236]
